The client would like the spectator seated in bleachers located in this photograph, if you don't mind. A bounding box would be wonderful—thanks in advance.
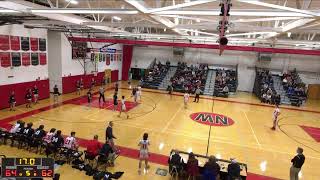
[282,69,307,106]
[214,69,237,97]
[256,69,280,105]
[170,62,207,94]
[142,61,170,89]
[168,150,184,176]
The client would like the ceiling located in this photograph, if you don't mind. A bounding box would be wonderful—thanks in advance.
[1,0,320,49]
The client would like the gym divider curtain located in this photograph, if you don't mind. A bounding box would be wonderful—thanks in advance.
[122,45,133,81]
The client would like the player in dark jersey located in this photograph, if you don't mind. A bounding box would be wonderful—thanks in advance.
[53,85,60,105]
[76,80,81,95]
[9,91,16,111]
[113,92,118,111]
[87,89,92,107]
[33,85,39,104]
[25,89,32,108]
[80,78,84,91]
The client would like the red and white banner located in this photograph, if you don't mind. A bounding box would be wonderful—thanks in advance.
[106,54,110,65]
[10,36,20,50]
[39,53,47,65]
[0,35,10,50]
[22,52,31,66]
[0,52,11,67]
[30,37,38,51]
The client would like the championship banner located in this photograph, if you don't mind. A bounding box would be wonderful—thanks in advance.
[115,54,118,61]
[21,37,30,51]
[39,38,46,51]
[119,54,122,61]
[95,53,99,62]
[0,52,11,67]
[31,53,39,66]
[102,53,106,62]
[39,53,47,65]
[0,35,10,50]
[99,53,103,62]
[91,53,95,61]
[30,37,38,51]
[22,52,31,66]
[11,52,21,67]
[106,54,110,65]
[110,54,113,61]
[10,36,20,50]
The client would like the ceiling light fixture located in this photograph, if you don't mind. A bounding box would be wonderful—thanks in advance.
[287,32,291,37]
[112,16,121,21]
[164,28,167,32]
[65,0,78,5]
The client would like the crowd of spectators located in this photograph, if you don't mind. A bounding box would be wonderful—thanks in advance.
[142,61,170,88]
[257,69,281,105]
[282,69,307,100]
[214,69,237,97]
[170,62,208,94]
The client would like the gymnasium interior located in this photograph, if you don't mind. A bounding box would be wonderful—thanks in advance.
[0,0,320,180]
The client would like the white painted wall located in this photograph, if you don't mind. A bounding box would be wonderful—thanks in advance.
[47,31,62,91]
[132,45,320,92]
[61,35,123,79]
[0,25,48,85]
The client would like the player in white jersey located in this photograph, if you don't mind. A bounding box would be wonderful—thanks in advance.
[137,86,142,101]
[184,91,190,109]
[118,96,129,119]
[138,133,150,174]
[271,105,281,130]
[64,131,79,150]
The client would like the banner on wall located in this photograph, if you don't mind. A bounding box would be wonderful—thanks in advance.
[21,37,30,51]
[39,38,46,51]
[99,53,103,62]
[106,54,110,65]
[95,53,99,62]
[119,54,122,61]
[0,35,10,50]
[22,52,30,66]
[90,53,95,61]
[110,54,113,61]
[10,36,20,50]
[31,53,39,66]
[39,53,47,65]
[102,53,106,62]
[0,52,11,67]
[115,54,118,61]
[11,52,21,67]
[30,37,38,51]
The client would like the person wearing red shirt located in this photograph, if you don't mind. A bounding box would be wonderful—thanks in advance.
[86,135,102,157]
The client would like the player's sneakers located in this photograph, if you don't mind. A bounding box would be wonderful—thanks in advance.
[270,127,275,130]
[127,115,129,119]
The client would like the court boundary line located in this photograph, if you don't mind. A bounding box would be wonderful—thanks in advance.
[119,87,320,114]
[161,104,183,133]
[243,110,262,149]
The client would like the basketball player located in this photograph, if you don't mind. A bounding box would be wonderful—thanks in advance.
[25,89,32,108]
[91,78,95,88]
[118,96,129,119]
[138,133,150,174]
[113,92,118,111]
[137,86,142,101]
[9,91,16,111]
[132,87,138,104]
[99,85,106,104]
[53,85,60,105]
[76,80,81,95]
[64,131,79,151]
[87,89,92,107]
[33,85,39,104]
[115,82,119,93]
[80,78,84,91]
[271,104,281,130]
[184,91,190,109]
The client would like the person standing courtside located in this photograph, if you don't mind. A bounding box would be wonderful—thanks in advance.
[113,92,118,111]
[53,85,60,105]
[99,85,106,104]
[33,85,39,104]
[106,121,117,151]
[76,80,81,95]
[9,91,16,111]
[290,147,305,180]
[25,89,32,108]
[193,86,202,103]
[271,104,280,130]
[87,89,92,108]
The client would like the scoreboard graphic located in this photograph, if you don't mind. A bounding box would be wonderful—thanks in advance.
[1,158,54,178]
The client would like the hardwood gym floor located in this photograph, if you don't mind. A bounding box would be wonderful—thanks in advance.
[1,81,320,180]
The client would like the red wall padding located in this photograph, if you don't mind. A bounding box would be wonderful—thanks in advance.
[111,70,119,82]
[0,79,50,109]
[122,45,133,81]
[62,71,116,94]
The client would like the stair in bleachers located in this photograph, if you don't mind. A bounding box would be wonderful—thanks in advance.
[203,70,216,96]
[272,75,291,105]
[158,66,177,90]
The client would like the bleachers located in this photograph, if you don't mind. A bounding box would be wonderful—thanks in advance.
[214,69,237,97]
[282,69,307,106]
[141,61,170,89]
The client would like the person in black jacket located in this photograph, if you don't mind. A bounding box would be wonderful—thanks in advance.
[33,85,39,104]
[227,158,241,180]
[168,150,184,175]
[53,85,60,105]
[290,147,305,180]
[106,121,116,144]
[9,91,16,111]
[25,89,32,108]
[87,89,92,107]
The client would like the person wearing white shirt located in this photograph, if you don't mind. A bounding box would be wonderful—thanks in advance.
[184,92,190,109]
[138,133,150,174]
[271,105,281,130]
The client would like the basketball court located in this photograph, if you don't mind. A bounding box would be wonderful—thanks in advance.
[1,81,320,179]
